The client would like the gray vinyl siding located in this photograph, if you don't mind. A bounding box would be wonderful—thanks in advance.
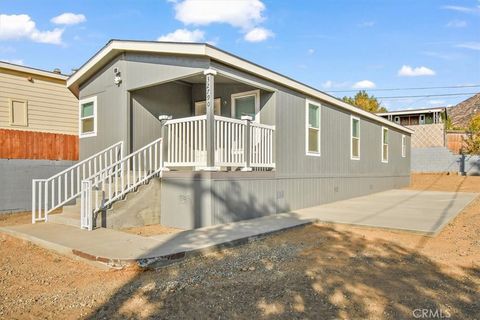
[131,82,192,151]
[79,55,128,159]
[124,52,209,91]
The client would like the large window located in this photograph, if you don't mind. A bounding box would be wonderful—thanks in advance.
[351,116,360,160]
[306,100,321,156]
[382,127,389,163]
[9,98,28,126]
[402,134,407,158]
[231,90,260,121]
[79,96,97,138]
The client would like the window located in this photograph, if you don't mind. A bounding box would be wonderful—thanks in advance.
[9,98,28,126]
[231,90,260,121]
[306,100,321,156]
[351,116,360,160]
[79,96,97,138]
[381,127,389,163]
[394,116,400,124]
[419,114,425,124]
[402,135,407,158]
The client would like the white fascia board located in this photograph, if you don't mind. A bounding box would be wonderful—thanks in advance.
[0,61,68,80]
[68,40,414,134]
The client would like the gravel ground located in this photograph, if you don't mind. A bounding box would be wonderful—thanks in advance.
[0,174,479,319]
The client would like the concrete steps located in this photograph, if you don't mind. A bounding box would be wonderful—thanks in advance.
[48,171,156,229]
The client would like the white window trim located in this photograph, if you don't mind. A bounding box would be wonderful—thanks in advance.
[394,116,400,124]
[231,89,260,122]
[305,99,321,157]
[350,115,360,160]
[381,126,389,163]
[79,96,97,138]
[401,134,407,158]
[8,98,28,127]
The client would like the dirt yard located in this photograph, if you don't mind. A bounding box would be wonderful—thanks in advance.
[0,174,479,319]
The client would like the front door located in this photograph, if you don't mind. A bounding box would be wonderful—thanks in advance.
[194,98,222,116]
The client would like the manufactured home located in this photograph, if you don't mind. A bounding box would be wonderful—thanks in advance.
[32,40,412,230]
[0,61,78,213]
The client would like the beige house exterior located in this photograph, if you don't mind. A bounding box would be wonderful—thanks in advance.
[0,61,78,135]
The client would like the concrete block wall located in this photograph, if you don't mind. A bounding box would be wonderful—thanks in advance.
[411,147,480,175]
[0,159,76,213]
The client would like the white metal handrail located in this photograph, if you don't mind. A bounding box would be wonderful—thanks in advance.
[32,141,124,223]
[80,138,163,230]
[164,115,275,169]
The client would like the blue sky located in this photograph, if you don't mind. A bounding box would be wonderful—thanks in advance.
[1,0,479,110]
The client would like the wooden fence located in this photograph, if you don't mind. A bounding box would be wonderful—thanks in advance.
[0,128,78,160]
[446,131,467,155]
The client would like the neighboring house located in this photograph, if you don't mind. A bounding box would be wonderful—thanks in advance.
[377,107,447,148]
[448,93,480,129]
[0,61,78,213]
[32,40,412,230]
[378,106,480,175]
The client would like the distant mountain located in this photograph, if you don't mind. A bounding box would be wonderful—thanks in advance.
[448,93,480,129]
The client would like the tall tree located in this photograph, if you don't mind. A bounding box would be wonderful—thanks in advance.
[463,114,480,154]
[342,90,387,113]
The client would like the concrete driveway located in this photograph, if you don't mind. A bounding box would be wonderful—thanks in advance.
[297,189,477,235]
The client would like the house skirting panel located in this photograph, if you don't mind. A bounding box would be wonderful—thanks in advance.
[0,159,77,213]
[160,171,410,229]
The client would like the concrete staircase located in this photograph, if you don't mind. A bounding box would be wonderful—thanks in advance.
[48,172,162,229]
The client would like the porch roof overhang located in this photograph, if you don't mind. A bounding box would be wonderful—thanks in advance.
[67,39,413,135]
[377,107,447,117]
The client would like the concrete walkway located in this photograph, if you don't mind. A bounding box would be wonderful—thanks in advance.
[0,189,476,268]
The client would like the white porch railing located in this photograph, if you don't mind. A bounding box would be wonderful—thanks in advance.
[32,141,124,223]
[215,116,246,167]
[80,138,163,230]
[164,115,207,167]
[164,115,275,169]
[250,122,275,168]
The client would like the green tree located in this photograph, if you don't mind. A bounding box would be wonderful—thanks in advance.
[463,114,480,154]
[342,90,387,113]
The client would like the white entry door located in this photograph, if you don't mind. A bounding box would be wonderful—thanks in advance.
[195,98,222,116]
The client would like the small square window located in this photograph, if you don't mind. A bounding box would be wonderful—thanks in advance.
[9,99,28,126]
[79,97,97,138]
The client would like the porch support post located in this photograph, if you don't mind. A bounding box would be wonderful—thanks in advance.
[241,115,253,171]
[204,68,218,170]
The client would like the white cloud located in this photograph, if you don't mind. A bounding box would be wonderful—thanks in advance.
[307,48,315,55]
[442,4,480,15]
[2,58,24,65]
[398,65,436,77]
[428,100,446,105]
[244,27,273,42]
[51,13,86,25]
[171,0,272,43]
[358,21,375,27]
[173,0,266,29]
[157,28,205,42]
[0,14,63,45]
[456,42,480,50]
[446,20,467,28]
[321,80,350,89]
[352,80,376,89]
